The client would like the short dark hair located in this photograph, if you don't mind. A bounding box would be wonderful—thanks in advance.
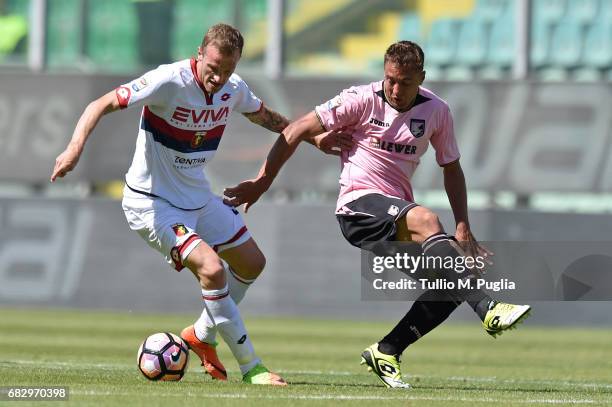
[201,23,244,56]
[384,41,425,71]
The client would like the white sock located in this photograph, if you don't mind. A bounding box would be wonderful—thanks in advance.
[194,265,255,344]
[227,265,256,304]
[201,285,260,375]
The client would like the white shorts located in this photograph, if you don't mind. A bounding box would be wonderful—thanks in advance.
[122,188,250,271]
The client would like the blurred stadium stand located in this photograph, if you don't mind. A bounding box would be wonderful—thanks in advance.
[0,0,611,322]
[0,0,29,64]
[290,0,612,80]
[3,0,611,80]
[0,0,610,207]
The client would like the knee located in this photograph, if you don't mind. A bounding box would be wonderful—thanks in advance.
[196,258,225,284]
[419,209,441,231]
[409,207,443,237]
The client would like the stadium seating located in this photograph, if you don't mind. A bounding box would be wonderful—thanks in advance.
[549,18,582,69]
[566,0,599,26]
[86,0,138,71]
[582,19,612,69]
[5,0,29,15]
[1,0,28,60]
[340,13,401,69]
[417,0,610,80]
[473,0,509,22]
[456,18,488,67]
[8,0,610,80]
[533,0,567,26]
[426,19,458,68]
[172,0,232,60]
[487,8,514,69]
[439,0,609,79]
[530,23,550,69]
[397,13,421,42]
[46,0,81,68]
[602,1,612,21]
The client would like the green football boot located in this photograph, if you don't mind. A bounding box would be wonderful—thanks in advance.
[242,363,287,386]
[483,302,531,338]
[360,343,410,388]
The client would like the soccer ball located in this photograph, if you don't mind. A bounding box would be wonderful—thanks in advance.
[137,332,189,381]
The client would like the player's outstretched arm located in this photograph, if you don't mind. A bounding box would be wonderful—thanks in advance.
[310,130,354,156]
[50,91,120,182]
[243,105,290,133]
[243,105,352,155]
[224,110,324,212]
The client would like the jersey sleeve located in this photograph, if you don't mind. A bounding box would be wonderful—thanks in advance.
[430,104,460,166]
[232,77,263,113]
[314,86,365,131]
[115,65,174,110]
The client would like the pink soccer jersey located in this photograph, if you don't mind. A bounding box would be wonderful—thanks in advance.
[314,81,459,213]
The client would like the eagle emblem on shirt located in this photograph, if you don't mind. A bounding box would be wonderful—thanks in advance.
[410,119,425,138]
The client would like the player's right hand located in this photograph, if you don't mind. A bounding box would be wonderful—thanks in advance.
[313,129,354,156]
[223,177,271,213]
[50,145,81,182]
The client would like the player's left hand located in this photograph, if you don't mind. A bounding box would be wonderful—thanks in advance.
[223,177,271,213]
[312,129,354,156]
[454,225,494,267]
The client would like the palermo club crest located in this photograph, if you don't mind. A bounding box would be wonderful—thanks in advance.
[410,119,425,138]
[191,131,206,148]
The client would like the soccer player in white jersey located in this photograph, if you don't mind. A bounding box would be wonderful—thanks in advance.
[50,23,348,386]
[225,41,531,388]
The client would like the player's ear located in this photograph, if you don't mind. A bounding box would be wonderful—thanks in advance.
[419,70,426,84]
[197,46,203,60]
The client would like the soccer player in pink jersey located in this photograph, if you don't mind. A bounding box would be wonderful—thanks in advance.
[225,41,531,388]
[50,23,348,386]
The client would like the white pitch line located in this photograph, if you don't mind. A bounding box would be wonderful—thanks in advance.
[70,389,596,404]
[5,360,612,391]
[279,369,612,390]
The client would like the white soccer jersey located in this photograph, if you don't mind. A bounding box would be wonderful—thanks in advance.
[116,58,262,209]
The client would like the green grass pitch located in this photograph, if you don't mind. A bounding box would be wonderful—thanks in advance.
[1,307,611,406]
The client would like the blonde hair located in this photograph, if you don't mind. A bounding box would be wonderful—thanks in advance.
[201,23,244,56]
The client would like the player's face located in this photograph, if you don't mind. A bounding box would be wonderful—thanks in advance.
[383,62,425,111]
[198,44,240,94]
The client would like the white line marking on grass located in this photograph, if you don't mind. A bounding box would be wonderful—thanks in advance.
[279,369,612,390]
[3,359,126,371]
[71,390,597,404]
[5,360,612,394]
[435,375,612,390]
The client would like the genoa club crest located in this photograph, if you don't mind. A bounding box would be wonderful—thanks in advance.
[172,224,188,236]
[410,119,425,138]
[190,131,206,148]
